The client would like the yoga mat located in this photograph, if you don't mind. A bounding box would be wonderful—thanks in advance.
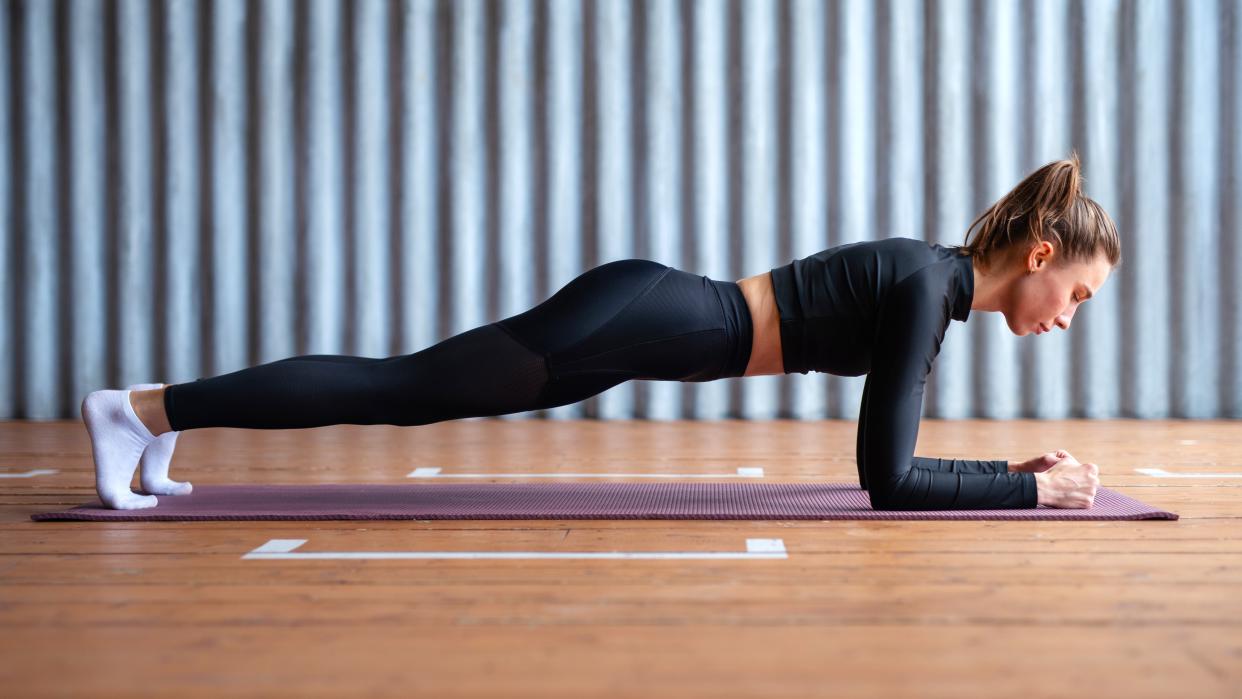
[30,482,1177,521]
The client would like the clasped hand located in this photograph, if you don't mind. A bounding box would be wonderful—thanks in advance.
[1011,449,1080,473]
[1013,449,1100,509]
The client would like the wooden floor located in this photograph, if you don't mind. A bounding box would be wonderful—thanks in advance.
[1,418,1238,698]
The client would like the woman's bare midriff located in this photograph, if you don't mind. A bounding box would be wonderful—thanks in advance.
[734,272,785,377]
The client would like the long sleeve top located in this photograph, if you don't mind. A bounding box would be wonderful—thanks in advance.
[769,237,1038,510]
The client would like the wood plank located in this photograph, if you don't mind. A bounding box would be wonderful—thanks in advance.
[0,626,1233,699]
[1,418,1237,698]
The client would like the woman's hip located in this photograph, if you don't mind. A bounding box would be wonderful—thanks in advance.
[495,259,753,382]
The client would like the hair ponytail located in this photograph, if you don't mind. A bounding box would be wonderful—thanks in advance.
[961,151,1121,271]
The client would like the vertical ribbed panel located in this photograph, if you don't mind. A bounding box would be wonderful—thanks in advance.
[1231,0,1242,417]
[738,0,778,420]
[14,1,53,417]
[0,4,10,418]
[542,0,584,420]
[834,0,873,421]
[690,0,730,421]
[977,0,1019,420]
[593,0,634,419]
[163,0,203,395]
[927,0,969,420]
[789,0,828,421]
[3,0,1240,421]
[1027,0,1071,419]
[1130,0,1172,419]
[1078,0,1123,419]
[642,0,683,420]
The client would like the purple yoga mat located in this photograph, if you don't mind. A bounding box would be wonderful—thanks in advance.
[30,482,1177,521]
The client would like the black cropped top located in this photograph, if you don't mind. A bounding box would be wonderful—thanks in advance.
[769,237,1038,511]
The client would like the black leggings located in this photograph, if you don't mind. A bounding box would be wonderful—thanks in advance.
[163,259,754,430]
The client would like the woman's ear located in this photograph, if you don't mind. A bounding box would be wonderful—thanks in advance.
[1026,240,1053,273]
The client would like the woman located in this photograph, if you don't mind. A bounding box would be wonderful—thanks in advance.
[82,153,1117,511]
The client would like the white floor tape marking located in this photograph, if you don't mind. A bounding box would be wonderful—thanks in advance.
[0,469,58,478]
[407,466,765,479]
[1135,468,1242,478]
[243,537,788,560]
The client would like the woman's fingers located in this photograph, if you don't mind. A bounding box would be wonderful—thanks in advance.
[1024,449,1084,474]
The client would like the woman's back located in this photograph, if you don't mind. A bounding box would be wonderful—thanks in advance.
[769,237,975,377]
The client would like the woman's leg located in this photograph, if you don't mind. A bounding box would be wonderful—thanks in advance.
[92,259,749,507]
[159,258,751,431]
[161,324,551,430]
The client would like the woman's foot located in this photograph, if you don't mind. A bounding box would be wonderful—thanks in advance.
[81,389,159,509]
[126,383,192,496]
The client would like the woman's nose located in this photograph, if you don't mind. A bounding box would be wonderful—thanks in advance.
[1056,307,1076,330]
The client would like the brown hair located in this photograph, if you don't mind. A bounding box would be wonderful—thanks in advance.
[960,151,1122,272]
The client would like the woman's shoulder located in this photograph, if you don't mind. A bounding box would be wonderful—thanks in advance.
[780,237,959,298]
[877,245,971,327]
[864,235,955,258]
[849,237,958,285]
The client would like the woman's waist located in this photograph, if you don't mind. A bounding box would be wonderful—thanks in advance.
[769,264,874,375]
[734,272,783,376]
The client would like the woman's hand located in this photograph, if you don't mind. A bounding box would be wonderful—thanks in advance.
[1033,456,1100,509]
[1011,449,1079,473]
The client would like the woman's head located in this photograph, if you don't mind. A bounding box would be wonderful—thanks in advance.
[961,152,1121,336]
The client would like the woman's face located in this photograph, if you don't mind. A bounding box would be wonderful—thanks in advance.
[1002,242,1112,337]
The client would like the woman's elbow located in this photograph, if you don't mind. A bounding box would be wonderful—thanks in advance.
[863,486,905,511]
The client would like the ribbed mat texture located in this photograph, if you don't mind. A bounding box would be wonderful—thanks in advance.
[30,482,1178,521]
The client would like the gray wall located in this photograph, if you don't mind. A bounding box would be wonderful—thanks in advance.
[3,0,1239,422]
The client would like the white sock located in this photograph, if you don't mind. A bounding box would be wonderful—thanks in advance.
[81,389,159,510]
[126,383,192,496]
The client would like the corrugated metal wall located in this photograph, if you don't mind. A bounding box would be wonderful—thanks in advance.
[3,0,1239,422]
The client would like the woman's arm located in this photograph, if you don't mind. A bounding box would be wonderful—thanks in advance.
[911,456,1011,474]
[855,269,1037,509]
[857,380,1010,486]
